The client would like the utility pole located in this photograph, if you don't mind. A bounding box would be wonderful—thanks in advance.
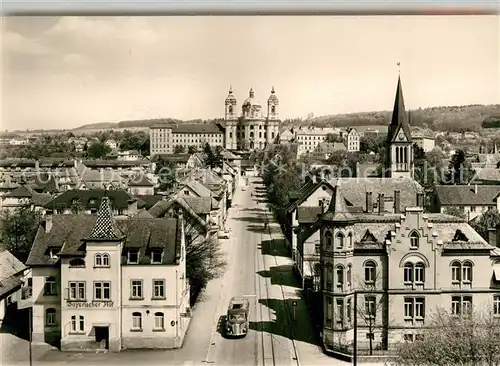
[353,291,357,366]
[28,307,32,366]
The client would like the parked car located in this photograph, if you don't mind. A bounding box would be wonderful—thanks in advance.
[218,229,232,239]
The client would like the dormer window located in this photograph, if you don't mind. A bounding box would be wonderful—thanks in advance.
[128,249,140,264]
[46,247,60,259]
[151,250,163,264]
[89,198,96,205]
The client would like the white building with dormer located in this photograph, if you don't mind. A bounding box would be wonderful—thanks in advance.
[224,87,281,151]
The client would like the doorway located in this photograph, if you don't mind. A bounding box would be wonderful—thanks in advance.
[94,326,109,349]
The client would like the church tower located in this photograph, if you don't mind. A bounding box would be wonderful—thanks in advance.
[224,86,238,150]
[386,76,413,178]
[266,86,280,145]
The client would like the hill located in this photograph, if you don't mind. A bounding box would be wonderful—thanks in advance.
[283,104,500,132]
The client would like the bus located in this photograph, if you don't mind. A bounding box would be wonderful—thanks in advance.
[225,296,250,337]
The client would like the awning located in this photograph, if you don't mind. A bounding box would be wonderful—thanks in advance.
[493,265,500,281]
[89,323,110,337]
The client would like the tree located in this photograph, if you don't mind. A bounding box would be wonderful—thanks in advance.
[155,159,178,191]
[186,234,227,305]
[187,146,197,154]
[70,198,85,214]
[355,270,391,355]
[203,143,217,168]
[443,206,467,220]
[394,307,500,366]
[0,208,41,262]
[448,149,475,185]
[470,208,500,241]
[174,145,185,154]
[87,142,111,159]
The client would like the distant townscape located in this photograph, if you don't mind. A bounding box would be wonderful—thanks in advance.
[2,78,500,366]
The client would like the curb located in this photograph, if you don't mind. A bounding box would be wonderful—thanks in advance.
[259,187,301,366]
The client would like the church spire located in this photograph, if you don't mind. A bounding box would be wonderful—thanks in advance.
[85,196,124,241]
[388,75,412,143]
[323,180,355,223]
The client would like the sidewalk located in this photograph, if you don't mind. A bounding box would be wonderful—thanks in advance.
[256,181,348,366]
[0,332,56,366]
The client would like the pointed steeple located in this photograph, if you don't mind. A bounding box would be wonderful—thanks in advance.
[85,196,124,241]
[322,180,355,223]
[388,76,412,143]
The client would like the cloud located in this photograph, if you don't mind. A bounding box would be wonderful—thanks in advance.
[2,31,50,55]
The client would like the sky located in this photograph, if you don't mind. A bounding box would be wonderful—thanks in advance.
[2,15,499,131]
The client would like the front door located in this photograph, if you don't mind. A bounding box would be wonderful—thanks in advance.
[94,326,109,349]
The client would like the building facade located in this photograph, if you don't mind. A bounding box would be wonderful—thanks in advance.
[150,123,225,156]
[319,183,500,353]
[224,87,281,151]
[27,197,190,351]
[345,128,360,152]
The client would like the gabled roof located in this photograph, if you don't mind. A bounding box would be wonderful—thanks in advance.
[4,184,34,198]
[183,180,213,198]
[435,185,500,206]
[45,189,135,210]
[388,76,412,143]
[148,196,209,229]
[182,196,218,214]
[33,174,59,193]
[85,197,125,241]
[134,194,164,210]
[0,250,26,280]
[128,174,154,187]
[284,180,335,213]
[296,206,323,224]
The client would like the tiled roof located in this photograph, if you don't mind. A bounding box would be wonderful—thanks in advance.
[435,185,500,206]
[32,174,59,193]
[134,194,164,210]
[80,169,123,183]
[323,181,355,222]
[296,206,324,224]
[82,159,150,168]
[474,167,500,182]
[86,197,124,241]
[241,159,255,168]
[171,123,224,134]
[45,189,135,210]
[328,177,423,210]
[148,197,209,229]
[31,192,54,207]
[156,154,191,163]
[356,163,381,178]
[182,196,216,214]
[5,185,34,198]
[185,180,213,197]
[128,174,154,187]
[136,209,155,219]
[27,214,181,266]
[0,250,26,280]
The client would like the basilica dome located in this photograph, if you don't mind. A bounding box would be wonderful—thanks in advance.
[242,88,262,108]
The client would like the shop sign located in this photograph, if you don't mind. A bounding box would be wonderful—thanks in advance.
[66,301,114,308]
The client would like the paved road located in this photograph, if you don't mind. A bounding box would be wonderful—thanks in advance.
[36,176,350,366]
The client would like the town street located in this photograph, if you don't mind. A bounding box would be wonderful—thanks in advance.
[35,176,348,365]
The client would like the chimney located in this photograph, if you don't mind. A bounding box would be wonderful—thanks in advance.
[416,193,424,208]
[378,193,385,215]
[366,192,373,213]
[394,190,401,213]
[45,210,53,233]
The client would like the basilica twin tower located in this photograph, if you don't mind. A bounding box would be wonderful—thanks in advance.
[223,87,281,151]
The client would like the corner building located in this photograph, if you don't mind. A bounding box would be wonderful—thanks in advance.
[27,197,190,351]
[319,183,500,352]
[224,87,281,150]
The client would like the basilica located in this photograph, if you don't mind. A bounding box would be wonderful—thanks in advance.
[223,87,281,151]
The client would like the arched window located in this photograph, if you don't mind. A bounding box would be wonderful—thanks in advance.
[132,312,142,330]
[250,131,254,138]
[45,308,56,326]
[335,233,344,249]
[325,231,333,249]
[69,258,85,268]
[415,262,425,283]
[462,261,473,283]
[409,231,419,249]
[404,263,414,283]
[324,263,333,291]
[102,253,110,267]
[259,125,262,130]
[154,312,165,330]
[348,232,353,248]
[451,261,461,282]
[250,125,254,130]
[228,106,233,113]
[336,265,344,289]
[271,106,276,113]
[364,261,376,284]
[95,254,102,267]
[347,264,352,285]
